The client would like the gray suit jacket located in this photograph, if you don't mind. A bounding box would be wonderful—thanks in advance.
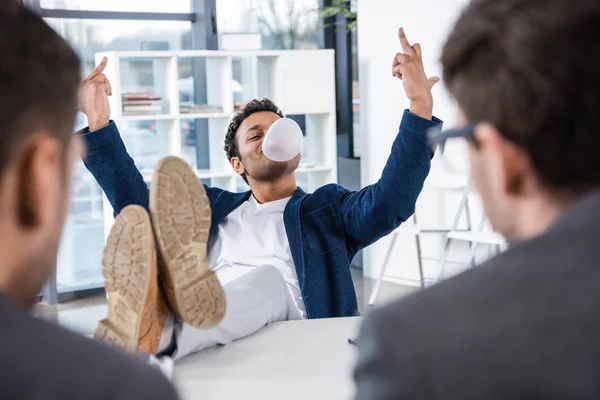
[0,293,180,400]
[354,189,600,399]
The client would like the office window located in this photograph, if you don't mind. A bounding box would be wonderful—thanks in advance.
[46,19,192,74]
[41,0,192,13]
[217,0,321,50]
[46,17,193,295]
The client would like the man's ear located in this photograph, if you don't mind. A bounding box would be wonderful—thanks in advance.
[474,123,528,196]
[231,156,245,176]
[15,135,63,229]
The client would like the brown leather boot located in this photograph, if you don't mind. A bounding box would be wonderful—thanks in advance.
[94,205,169,355]
[149,156,226,330]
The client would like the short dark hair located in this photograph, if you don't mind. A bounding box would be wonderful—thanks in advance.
[442,0,600,194]
[224,98,284,184]
[0,3,81,179]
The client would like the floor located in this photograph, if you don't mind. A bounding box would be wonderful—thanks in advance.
[35,268,419,337]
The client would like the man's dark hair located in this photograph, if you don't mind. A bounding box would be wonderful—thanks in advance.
[0,3,81,179]
[442,0,600,194]
[224,98,284,184]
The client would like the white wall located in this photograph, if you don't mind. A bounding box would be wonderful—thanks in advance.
[358,0,496,284]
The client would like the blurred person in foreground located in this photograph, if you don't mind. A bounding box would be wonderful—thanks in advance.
[354,0,600,398]
[0,3,179,399]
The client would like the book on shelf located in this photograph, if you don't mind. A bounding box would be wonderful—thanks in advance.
[180,103,224,114]
[123,97,161,102]
[122,99,159,106]
[123,105,162,111]
[123,112,163,116]
[122,92,161,99]
[122,92,162,114]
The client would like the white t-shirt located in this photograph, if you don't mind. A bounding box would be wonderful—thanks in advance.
[207,195,307,319]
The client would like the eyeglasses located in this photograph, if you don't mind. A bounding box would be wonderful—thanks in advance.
[426,122,479,175]
[427,122,478,152]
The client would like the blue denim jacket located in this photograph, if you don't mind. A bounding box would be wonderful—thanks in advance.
[81,110,442,319]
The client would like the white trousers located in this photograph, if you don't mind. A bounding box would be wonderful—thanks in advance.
[172,265,303,360]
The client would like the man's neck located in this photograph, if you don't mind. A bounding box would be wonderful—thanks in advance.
[512,192,571,240]
[248,175,297,204]
[0,234,35,309]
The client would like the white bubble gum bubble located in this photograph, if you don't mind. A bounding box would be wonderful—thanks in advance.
[262,118,304,162]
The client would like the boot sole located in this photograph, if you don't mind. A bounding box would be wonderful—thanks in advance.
[150,156,226,329]
[94,205,162,354]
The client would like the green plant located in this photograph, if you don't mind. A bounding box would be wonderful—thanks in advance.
[318,0,357,32]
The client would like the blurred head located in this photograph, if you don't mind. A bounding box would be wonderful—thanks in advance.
[442,0,600,240]
[224,99,301,186]
[0,3,81,306]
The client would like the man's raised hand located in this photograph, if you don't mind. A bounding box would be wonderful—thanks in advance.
[392,28,439,120]
[79,56,111,131]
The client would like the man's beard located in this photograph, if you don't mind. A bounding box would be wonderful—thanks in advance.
[245,154,301,183]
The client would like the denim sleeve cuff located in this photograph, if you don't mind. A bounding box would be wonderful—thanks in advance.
[77,120,121,151]
[400,109,443,134]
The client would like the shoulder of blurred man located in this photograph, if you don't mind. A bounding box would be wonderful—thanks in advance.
[0,294,179,400]
[355,190,600,397]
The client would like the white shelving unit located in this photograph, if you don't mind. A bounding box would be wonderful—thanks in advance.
[95,50,337,237]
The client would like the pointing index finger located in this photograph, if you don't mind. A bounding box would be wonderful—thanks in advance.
[89,57,108,79]
[398,27,415,56]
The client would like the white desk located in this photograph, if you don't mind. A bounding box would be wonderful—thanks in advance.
[174,317,361,400]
